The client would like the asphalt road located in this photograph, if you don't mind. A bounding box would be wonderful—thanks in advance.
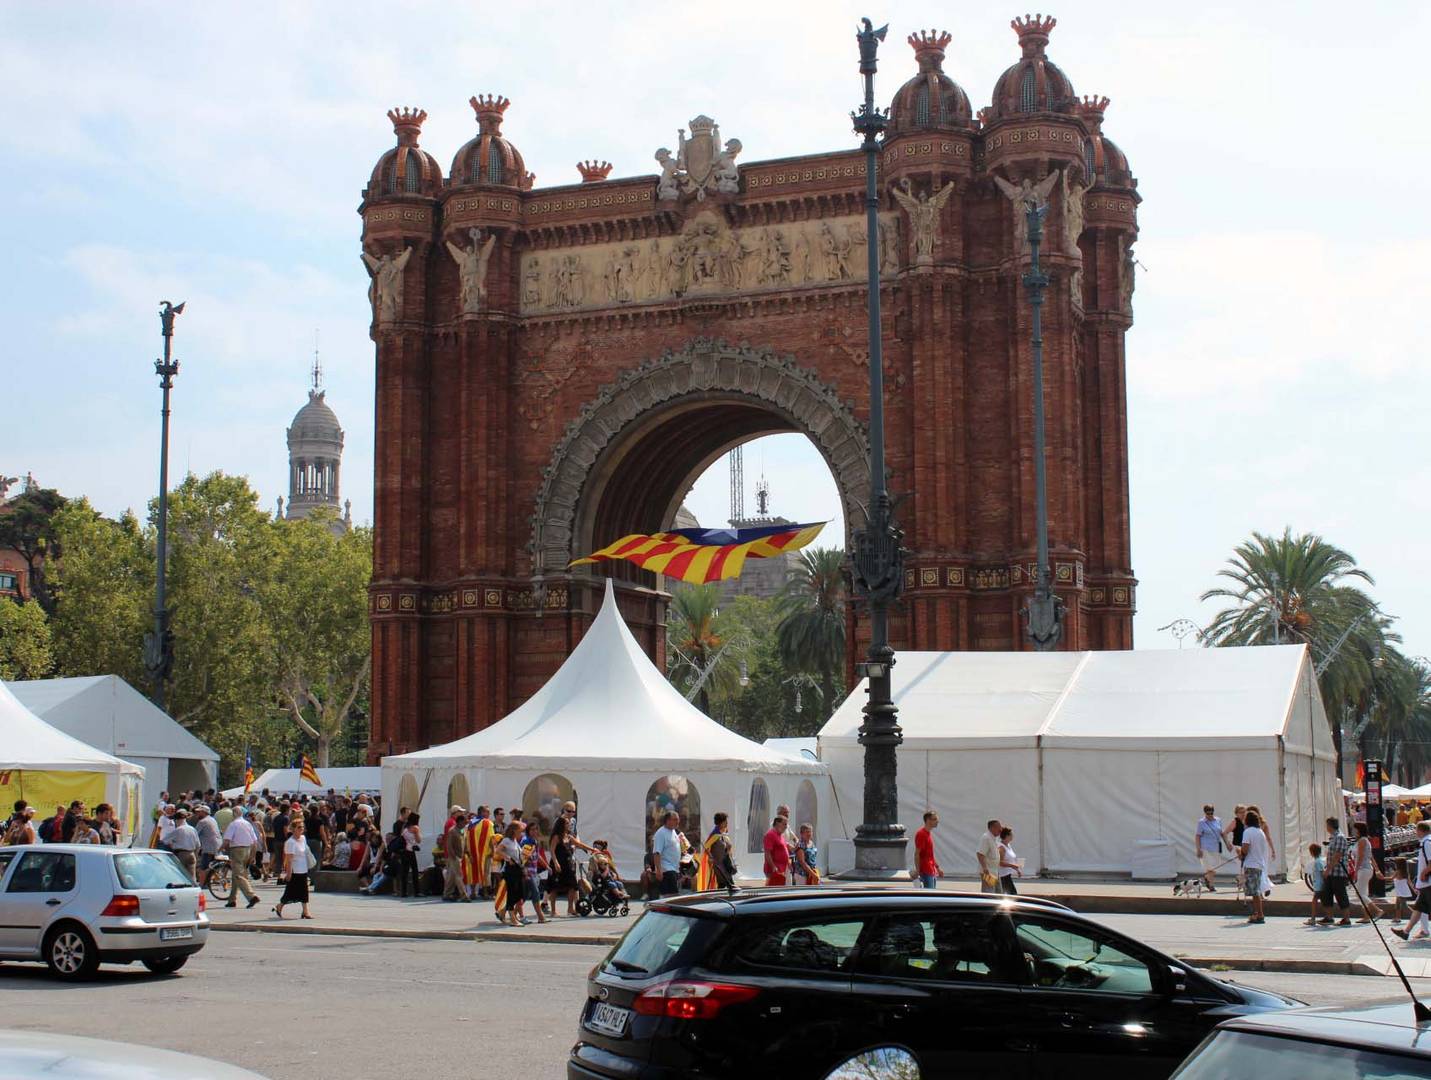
[0,932,1423,1079]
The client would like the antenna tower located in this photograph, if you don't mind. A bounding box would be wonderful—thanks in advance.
[311,330,322,391]
[728,445,744,525]
[755,474,770,517]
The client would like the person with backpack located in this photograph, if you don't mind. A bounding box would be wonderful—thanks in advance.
[4,802,36,846]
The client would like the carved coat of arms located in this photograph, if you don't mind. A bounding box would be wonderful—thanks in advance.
[656,115,741,201]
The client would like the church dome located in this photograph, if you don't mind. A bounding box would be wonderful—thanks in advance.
[1075,95,1132,187]
[287,389,344,449]
[888,30,973,132]
[988,14,1076,120]
[450,95,534,190]
[368,108,444,198]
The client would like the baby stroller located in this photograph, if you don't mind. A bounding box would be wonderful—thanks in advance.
[576,846,631,917]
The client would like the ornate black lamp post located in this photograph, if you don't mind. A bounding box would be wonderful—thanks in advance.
[1022,205,1063,651]
[846,18,908,878]
[144,300,184,709]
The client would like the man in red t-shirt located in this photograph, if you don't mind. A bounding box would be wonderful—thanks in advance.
[914,810,942,889]
[764,815,792,886]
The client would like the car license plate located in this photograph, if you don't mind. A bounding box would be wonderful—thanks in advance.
[159,926,193,941]
[586,1002,629,1037]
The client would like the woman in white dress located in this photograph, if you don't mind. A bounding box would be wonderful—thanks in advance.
[997,827,1022,895]
[275,820,314,920]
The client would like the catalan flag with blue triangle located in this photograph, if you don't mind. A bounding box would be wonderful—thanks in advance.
[571,522,826,585]
[299,755,322,787]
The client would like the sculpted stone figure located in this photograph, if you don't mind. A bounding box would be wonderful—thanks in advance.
[761,228,792,285]
[1063,172,1086,255]
[445,227,497,314]
[1120,239,1136,314]
[655,115,743,201]
[362,245,413,323]
[994,170,1060,252]
[655,148,680,201]
[522,257,544,308]
[892,179,956,264]
[713,138,742,194]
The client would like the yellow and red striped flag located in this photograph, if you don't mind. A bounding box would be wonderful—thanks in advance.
[571,522,825,585]
[694,827,723,892]
[299,755,322,787]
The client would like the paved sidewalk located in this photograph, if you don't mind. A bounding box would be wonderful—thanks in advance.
[206,875,1430,978]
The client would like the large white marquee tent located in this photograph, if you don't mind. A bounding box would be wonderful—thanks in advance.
[10,675,218,818]
[0,679,145,843]
[382,581,831,874]
[819,644,1338,881]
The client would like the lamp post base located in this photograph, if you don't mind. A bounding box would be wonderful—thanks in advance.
[835,833,911,882]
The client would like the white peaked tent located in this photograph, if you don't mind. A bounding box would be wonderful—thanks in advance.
[10,675,218,818]
[0,679,145,843]
[819,645,1338,880]
[382,580,831,875]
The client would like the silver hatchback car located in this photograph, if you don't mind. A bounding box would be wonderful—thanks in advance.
[0,845,209,979]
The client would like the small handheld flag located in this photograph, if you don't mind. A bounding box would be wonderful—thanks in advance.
[243,752,255,795]
[571,522,826,585]
[299,755,322,787]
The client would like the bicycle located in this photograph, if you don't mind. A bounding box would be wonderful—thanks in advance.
[206,853,233,903]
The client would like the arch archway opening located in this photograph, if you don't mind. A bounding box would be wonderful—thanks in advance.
[446,775,471,816]
[523,773,577,834]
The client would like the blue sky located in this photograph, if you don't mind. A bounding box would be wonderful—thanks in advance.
[3,2,1427,658]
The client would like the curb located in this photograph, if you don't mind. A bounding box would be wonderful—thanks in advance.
[1175,955,1385,978]
[209,922,1394,976]
[209,922,621,947]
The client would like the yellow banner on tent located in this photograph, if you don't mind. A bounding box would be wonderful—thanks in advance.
[0,770,107,819]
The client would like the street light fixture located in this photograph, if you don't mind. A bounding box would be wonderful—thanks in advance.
[143,300,184,711]
[845,17,908,879]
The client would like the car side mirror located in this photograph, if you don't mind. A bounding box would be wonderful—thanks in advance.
[1165,964,1189,995]
[825,1047,920,1080]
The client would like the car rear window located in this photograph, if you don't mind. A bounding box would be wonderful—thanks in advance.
[113,852,189,890]
[1172,1030,1431,1079]
[604,911,709,978]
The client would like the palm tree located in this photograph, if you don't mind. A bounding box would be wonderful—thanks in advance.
[1201,528,1387,778]
[776,547,847,721]
[666,584,742,715]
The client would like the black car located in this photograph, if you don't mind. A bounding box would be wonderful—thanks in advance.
[569,888,1296,1080]
[1173,1001,1431,1077]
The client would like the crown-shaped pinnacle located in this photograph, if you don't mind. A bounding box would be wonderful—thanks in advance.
[469,94,511,134]
[908,29,952,72]
[577,160,613,183]
[1077,94,1110,117]
[387,107,427,145]
[1012,13,1057,57]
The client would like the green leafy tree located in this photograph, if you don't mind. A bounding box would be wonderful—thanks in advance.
[1201,528,1392,778]
[161,473,276,768]
[48,499,151,688]
[776,547,847,722]
[0,486,67,614]
[0,598,54,679]
[667,583,746,716]
[265,514,373,768]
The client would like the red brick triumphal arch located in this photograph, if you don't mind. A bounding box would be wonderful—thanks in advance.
[361,17,1140,757]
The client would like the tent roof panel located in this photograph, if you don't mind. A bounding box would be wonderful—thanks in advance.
[387,581,825,776]
[818,645,1315,749]
[0,679,143,775]
[10,675,219,763]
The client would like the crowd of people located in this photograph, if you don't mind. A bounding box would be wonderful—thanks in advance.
[3,799,123,847]
[1190,802,1426,935]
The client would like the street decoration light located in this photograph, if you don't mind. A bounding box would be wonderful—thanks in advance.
[846,18,908,878]
[1021,204,1063,651]
[143,300,184,710]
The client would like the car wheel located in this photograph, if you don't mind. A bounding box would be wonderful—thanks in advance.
[141,955,189,975]
[44,924,100,980]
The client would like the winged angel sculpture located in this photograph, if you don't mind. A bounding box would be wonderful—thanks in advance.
[892,179,956,264]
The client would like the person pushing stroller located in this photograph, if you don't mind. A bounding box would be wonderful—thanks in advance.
[584,840,631,916]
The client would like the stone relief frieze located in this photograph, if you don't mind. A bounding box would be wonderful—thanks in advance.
[518,210,897,316]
